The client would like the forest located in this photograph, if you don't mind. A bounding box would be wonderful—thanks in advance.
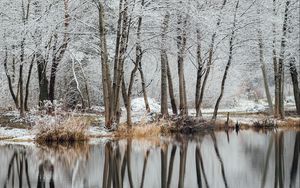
[0,0,299,129]
[0,0,299,188]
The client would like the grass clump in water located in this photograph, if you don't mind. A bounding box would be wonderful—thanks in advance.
[35,117,89,144]
[114,119,171,138]
[253,119,277,128]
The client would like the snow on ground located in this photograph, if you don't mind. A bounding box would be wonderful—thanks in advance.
[0,127,34,141]
[121,97,161,123]
[198,99,268,115]
[131,98,160,112]
[88,126,112,137]
[0,126,112,143]
[0,96,298,143]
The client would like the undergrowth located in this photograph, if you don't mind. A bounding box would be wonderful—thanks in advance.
[35,117,89,143]
[114,119,171,138]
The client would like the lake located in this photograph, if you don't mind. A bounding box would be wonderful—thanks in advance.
[0,130,299,188]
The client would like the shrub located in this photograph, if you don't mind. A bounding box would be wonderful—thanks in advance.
[253,119,276,128]
[114,121,166,138]
[35,117,89,143]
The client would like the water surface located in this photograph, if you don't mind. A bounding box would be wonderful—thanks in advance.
[0,130,299,188]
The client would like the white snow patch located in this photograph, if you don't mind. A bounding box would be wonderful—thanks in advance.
[87,126,111,137]
[131,97,160,112]
[0,127,33,140]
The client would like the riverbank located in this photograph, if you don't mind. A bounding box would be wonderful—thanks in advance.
[0,109,299,143]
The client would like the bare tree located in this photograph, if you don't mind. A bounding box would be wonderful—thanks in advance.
[177,13,188,116]
[257,2,273,114]
[96,0,130,128]
[48,0,70,104]
[196,0,227,117]
[212,0,239,120]
[160,12,170,117]
[274,0,290,119]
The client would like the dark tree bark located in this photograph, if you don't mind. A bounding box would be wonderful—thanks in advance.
[289,57,300,115]
[111,0,124,119]
[166,59,177,115]
[24,55,35,111]
[48,0,70,103]
[136,0,150,113]
[212,0,239,120]
[160,12,170,117]
[272,0,280,118]
[19,43,25,117]
[276,0,290,119]
[97,1,113,127]
[37,54,49,106]
[177,14,188,116]
[196,0,227,117]
[195,29,204,117]
[4,48,19,109]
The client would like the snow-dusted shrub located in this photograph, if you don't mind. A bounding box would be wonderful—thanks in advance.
[35,117,89,143]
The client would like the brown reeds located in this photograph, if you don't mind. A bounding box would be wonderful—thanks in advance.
[35,117,89,143]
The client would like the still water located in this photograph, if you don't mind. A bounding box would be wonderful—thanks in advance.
[0,130,299,188]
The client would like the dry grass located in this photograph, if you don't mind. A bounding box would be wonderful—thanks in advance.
[114,119,171,138]
[35,117,89,143]
[253,119,277,128]
[277,118,300,127]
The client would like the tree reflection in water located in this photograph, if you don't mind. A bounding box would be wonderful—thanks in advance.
[0,130,299,188]
[37,160,55,188]
[4,149,31,188]
[290,132,300,188]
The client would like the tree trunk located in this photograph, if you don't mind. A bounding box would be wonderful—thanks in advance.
[197,0,227,117]
[177,14,188,116]
[257,5,273,114]
[113,0,129,122]
[48,0,70,104]
[110,0,130,126]
[161,51,169,117]
[122,78,131,126]
[48,59,58,103]
[19,39,25,117]
[212,0,239,120]
[277,0,290,119]
[79,62,91,109]
[111,0,123,119]
[124,61,139,127]
[212,36,234,120]
[138,64,150,112]
[195,29,203,117]
[272,0,279,117]
[98,2,112,128]
[160,13,170,117]
[19,65,24,116]
[4,48,19,109]
[289,57,300,115]
[136,0,150,113]
[166,59,177,115]
[24,55,35,111]
[71,59,85,110]
[37,54,49,107]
